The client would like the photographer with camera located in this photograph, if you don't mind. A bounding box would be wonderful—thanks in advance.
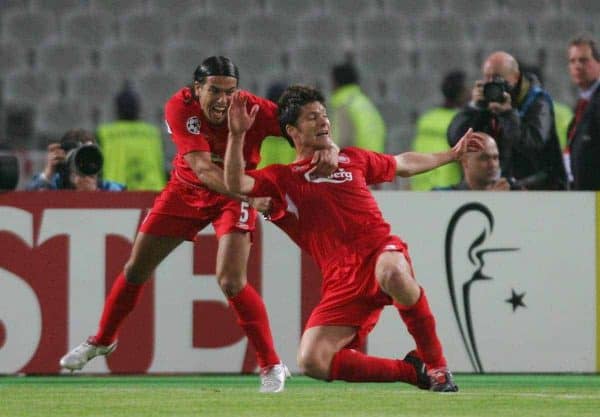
[447,51,567,190]
[26,129,125,191]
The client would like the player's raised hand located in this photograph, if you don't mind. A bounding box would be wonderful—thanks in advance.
[451,128,485,160]
[228,91,259,137]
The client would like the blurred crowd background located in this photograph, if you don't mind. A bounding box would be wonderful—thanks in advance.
[0,0,598,190]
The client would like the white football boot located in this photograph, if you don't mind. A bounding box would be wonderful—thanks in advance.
[259,363,291,393]
[60,339,118,371]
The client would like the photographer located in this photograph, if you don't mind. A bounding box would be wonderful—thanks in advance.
[26,129,125,191]
[447,51,567,190]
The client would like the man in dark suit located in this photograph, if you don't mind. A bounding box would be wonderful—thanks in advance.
[567,36,600,190]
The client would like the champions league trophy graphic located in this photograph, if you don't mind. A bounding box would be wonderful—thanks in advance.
[444,202,519,373]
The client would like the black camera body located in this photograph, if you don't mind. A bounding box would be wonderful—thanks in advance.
[57,143,104,188]
[482,77,510,104]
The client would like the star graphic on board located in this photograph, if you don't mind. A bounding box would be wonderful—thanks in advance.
[505,289,526,312]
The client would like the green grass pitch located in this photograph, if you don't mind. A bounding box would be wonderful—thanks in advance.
[1,374,598,417]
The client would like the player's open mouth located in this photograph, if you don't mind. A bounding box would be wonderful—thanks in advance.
[211,106,227,119]
[316,131,329,138]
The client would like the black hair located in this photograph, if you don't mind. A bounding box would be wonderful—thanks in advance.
[277,85,326,146]
[193,56,240,84]
[441,70,466,102]
[266,81,287,103]
[332,62,359,87]
[115,82,140,120]
[60,128,97,151]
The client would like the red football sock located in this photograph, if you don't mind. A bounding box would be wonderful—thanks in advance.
[92,273,144,346]
[329,348,417,384]
[396,287,447,369]
[228,284,280,368]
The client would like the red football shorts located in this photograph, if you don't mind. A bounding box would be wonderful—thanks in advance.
[305,235,413,350]
[139,179,257,241]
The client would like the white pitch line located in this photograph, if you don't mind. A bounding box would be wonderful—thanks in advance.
[393,391,600,400]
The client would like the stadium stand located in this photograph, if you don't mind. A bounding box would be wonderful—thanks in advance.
[355,14,413,47]
[100,40,156,79]
[35,97,89,139]
[1,0,599,189]
[62,9,116,47]
[37,39,88,76]
[1,9,56,48]
[120,10,171,48]
[237,15,299,48]
[0,40,27,76]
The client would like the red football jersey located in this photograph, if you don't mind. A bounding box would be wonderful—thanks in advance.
[247,147,397,276]
[164,87,281,188]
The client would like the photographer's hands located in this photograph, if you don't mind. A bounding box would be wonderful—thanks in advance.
[488,92,512,113]
[43,143,66,181]
[472,80,485,105]
[472,80,512,113]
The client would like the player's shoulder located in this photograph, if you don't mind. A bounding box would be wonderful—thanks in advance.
[166,86,196,110]
[339,146,367,162]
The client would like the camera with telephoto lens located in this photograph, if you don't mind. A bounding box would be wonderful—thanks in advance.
[482,76,510,104]
[57,141,104,188]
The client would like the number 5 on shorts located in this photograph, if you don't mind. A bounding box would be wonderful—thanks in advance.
[239,201,250,224]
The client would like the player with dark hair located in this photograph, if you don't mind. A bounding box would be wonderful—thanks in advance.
[224,86,484,391]
[60,57,338,393]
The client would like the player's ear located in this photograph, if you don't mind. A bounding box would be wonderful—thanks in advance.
[285,124,296,139]
[193,80,203,96]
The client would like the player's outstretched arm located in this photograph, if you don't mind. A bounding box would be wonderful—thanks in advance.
[225,91,257,195]
[394,128,483,177]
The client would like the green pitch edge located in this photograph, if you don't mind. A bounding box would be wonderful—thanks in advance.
[597,193,600,372]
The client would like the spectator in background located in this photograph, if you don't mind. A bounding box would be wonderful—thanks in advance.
[435,132,510,191]
[565,36,600,190]
[257,81,296,168]
[26,129,125,191]
[410,70,469,190]
[447,51,567,190]
[520,63,573,152]
[330,62,386,153]
[97,82,166,191]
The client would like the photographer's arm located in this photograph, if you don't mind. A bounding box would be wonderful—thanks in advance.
[498,97,552,153]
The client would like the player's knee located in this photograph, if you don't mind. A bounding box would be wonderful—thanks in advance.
[217,272,246,298]
[297,349,330,380]
[377,264,408,292]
